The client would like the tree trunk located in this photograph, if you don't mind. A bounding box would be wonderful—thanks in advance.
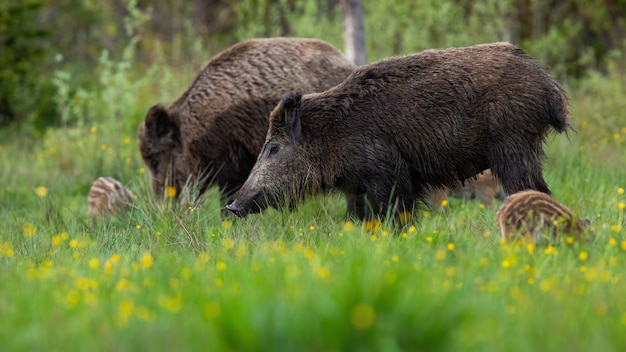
[340,0,367,66]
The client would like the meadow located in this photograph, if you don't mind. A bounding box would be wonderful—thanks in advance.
[2,34,626,351]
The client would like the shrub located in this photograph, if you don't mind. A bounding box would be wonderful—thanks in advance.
[0,0,58,129]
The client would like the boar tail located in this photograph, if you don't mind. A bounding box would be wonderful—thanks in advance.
[546,85,574,134]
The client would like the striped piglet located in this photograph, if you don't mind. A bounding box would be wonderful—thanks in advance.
[496,190,590,243]
[88,177,134,217]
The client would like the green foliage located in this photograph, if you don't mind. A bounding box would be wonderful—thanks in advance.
[0,0,58,128]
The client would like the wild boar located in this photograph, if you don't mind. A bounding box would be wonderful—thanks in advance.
[137,37,355,209]
[496,190,590,243]
[88,177,135,217]
[226,42,572,220]
[430,169,505,210]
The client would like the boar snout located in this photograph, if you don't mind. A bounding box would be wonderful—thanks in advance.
[225,201,246,218]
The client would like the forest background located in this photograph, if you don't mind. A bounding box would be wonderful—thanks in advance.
[1,0,625,130]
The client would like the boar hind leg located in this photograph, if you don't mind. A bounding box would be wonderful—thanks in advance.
[488,142,551,196]
[346,193,368,220]
[346,193,369,220]
[529,147,551,195]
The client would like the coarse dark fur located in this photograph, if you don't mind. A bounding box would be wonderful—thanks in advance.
[137,37,355,209]
[496,190,590,243]
[226,42,572,220]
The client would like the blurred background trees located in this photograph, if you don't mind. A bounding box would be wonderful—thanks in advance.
[1,0,624,130]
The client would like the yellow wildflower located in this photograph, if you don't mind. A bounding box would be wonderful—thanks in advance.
[435,250,446,260]
[22,223,36,238]
[223,238,235,249]
[364,219,382,232]
[205,302,221,319]
[51,235,62,246]
[35,186,48,197]
[165,186,177,198]
[136,306,156,322]
[104,260,113,275]
[0,242,14,258]
[158,295,182,313]
[140,253,154,269]
[579,251,589,261]
[350,304,376,330]
[318,267,330,278]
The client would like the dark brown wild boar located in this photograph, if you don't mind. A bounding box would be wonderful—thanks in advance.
[137,38,355,209]
[226,42,572,220]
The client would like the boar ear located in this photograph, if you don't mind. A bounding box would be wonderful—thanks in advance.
[145,104,181,142]
[280,93,303,145]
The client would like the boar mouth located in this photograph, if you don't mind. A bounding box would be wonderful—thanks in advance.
[224,198,266,218]
[224,189,295,217]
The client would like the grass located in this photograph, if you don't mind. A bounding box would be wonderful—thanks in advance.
[1,59,626,351]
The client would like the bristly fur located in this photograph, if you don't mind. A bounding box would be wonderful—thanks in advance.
[230,42,572,220]
[88,177,134,217]
[137,38,355,212]
[496,190,590,243]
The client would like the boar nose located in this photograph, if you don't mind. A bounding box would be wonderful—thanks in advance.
[224,201,246,218]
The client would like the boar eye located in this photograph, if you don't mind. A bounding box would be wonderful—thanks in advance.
[268,145,279,156]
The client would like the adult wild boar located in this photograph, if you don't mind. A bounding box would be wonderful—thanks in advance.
[226,42,572,220]
[137,37,355,208]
